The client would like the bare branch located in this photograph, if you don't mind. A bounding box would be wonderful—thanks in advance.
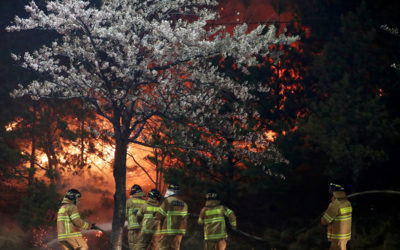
[127,152,156,184]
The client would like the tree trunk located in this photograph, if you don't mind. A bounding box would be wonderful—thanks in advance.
[110,137,128,250]
[226,139,235,207]
[28,102,37,186]
[79,118,85,168]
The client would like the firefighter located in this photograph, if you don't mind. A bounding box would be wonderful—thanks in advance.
[126,184,146,250]
[321,183,352,250]
[156,184,188,250]
[57,188,95,250]
[198,190,237,250]
[136,189,162,250]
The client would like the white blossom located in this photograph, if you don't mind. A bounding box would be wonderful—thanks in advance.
[7,0,298,170]
[381,24,400,71]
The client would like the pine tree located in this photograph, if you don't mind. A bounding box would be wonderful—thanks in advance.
[300,3,400,191]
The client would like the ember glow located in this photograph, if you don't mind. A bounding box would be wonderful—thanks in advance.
[265,130,277,141]
[5,118,22,132]
[95,231,103,238]
[32,227,48,248]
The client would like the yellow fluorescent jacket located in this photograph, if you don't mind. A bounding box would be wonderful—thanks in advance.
[136,198,161,234]
[126,191,146,230]
[57,198,90,240]
[198,200,237,240]
[156,196,188,235]
[322,191,352,241]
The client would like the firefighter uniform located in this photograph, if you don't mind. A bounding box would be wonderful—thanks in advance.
[321,191,352,250]
[57,197,91,250]
[136,196,161,250]
[156,192,188,250]
[198,199,237,250]
[126,191,146,250]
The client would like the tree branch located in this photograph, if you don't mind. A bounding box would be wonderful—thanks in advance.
[127,152,156,184]
[148,52,218,71]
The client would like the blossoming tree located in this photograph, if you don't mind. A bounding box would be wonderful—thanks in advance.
[7,0,298,248]
[381,24,400,70]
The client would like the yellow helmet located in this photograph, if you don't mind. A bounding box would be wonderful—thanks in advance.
[329,183,344,193]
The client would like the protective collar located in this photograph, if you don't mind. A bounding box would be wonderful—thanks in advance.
[164,189,177,198]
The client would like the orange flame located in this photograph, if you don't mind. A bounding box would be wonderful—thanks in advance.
[95,231,103,237]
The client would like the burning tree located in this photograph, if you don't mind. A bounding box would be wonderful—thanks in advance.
[149,54,294,204]
[7,0,298,248]
[7,99,101,185]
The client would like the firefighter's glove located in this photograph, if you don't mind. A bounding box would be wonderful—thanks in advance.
[90,223,97,230]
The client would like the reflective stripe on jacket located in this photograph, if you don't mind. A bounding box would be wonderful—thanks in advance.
[156,195,188,235]
[126,192,146,230]
[322,191,352,241]
[198,200,237,240]
[57,198,90,240]
[137,198,161,234]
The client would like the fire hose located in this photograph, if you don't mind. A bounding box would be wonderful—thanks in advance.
[91,190,400,247]
[231,228,269,242]
[347,190,400,198]
[191,190,400,241]
[295,189,400,235]
[92,223,269,250]
[92,218,268,249]
[188,213,269,242]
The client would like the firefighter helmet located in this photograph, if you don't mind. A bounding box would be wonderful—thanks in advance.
[65,189,81,201]
[329,183,345,193]
[130,184,143,195]
[205,190,219,200]
[148,189,162,201]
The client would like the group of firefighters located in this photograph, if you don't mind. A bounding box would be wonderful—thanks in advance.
[56,182,352,250]
[57,183,237,250]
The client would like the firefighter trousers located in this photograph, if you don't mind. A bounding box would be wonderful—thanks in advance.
[204,239,227,250]
[135,233,159,250]
[158,234,183,250]
[329,239,349,250]
[128,229,141,250]
[58,237,88,250]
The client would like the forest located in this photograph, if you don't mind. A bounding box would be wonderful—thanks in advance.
[1,0,400,249]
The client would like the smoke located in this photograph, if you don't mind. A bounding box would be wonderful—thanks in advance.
[58,170,114,223]
[0,214,26,249]
[53,141,157,224]
[219,0,294,32]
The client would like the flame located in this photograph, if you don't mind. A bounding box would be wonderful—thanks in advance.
[5,118,23,132]
[95,231,103,237]
[265,130,277,141]
[6,113,158,222]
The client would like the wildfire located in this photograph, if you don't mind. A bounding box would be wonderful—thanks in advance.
[5,0,301,225]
